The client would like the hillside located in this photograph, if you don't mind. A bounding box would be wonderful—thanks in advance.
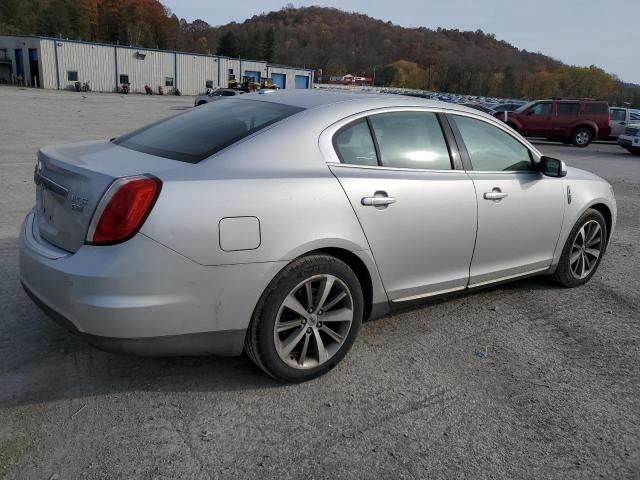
[1,1,638,104]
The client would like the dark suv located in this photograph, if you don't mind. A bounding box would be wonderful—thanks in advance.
[496,99,611,147]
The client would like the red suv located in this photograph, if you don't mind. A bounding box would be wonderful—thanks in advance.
[496,99,611,147]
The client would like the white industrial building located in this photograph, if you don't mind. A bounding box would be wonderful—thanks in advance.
[0,35,314,95]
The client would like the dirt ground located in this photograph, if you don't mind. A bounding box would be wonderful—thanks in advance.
[0,87,638,479]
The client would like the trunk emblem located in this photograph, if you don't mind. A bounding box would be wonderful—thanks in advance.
[71,194,89,211]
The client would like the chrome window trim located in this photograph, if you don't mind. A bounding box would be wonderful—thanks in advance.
[320,106,542,170]
[328,163,469,175]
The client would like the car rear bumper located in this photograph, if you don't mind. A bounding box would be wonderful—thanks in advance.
[19,210,287,356]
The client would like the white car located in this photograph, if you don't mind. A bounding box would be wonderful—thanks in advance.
[610,107,640,138]
[617,123,640,155]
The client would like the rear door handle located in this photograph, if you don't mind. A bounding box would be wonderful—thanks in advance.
[483,191,508,201]
[362,196,396,206]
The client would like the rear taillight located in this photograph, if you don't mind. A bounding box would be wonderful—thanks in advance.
[87,175,161,245]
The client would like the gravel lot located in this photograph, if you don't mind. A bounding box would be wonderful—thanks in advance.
[0,87,638,479]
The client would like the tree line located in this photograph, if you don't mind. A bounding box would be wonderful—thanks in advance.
[1,1,638,106]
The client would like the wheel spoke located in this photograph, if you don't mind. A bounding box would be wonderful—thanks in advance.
[315,275,336,311]
[321,325,344,343]
[586,224,600,244]
[276,319,302,333]
[281,326,307,356]
[321,291,348,311]
[570,250,582,265]
[298,334,310,366]
[321,307,352,323]
[580,253,586,278]
[313,329,329,363]
[577,226,586,246]
[304,282,314,310]
[584,247,600,259]
[282,294,309,319]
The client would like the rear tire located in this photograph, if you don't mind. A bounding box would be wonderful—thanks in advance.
[196,101,207,106]
[552,209,607,287]
[628,149,640,156]
[245,254,363,382]
[571,127,593,147]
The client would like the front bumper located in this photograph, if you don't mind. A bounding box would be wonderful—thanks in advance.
[19,210,286,356]
[618,135,640,149]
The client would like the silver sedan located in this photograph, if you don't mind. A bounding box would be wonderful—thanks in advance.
[20,91,617,382]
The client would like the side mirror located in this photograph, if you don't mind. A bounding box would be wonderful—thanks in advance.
[539,156,567,177]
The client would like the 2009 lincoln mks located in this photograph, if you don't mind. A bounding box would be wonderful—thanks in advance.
[20,91,616,382]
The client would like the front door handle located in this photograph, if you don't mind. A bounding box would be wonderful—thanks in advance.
[483,189,508,201]
[362,196,397,206]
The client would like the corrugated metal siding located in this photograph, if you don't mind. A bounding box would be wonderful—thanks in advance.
[55,41,115,92]
[116,48,174,94]
[39,39,58,89]
[176,54,219,95]
[0,36,314,93]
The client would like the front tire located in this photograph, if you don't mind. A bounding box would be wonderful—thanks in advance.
[245,254,363,382]
[571,128,593,147]
[552,209,607,287]
[628,149,640,157]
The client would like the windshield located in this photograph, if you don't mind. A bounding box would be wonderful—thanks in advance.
[515,101,536,113]
[114,99,304,163]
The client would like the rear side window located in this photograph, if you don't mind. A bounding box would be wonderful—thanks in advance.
[610,109,626,121]
[334,119,378,166]
[584,103,609,114]
[557,103,580,115]
[451,115,533,172]
[368,112,452,170]
[114,99,304,163]
[631,111,640,121]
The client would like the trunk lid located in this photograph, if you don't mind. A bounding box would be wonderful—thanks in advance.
[34,140,181,252]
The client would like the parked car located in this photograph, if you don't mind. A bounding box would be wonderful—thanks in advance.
[617,123,640,155]
[496,98,612,147]
[194,88,246,106]
[609,107,640,138]
[461,102,494,113]
[21,91,616,382]
[491,102,526,117]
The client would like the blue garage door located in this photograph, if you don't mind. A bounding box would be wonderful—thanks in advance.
[244,70,261,83]
[295,75,309,89]
[272,73,286,89]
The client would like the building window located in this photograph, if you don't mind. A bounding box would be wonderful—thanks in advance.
[119,74,129,84]
[205,80,213,89]
[67,70,78,82]
[228,69,234,75]
[165,77,174,87]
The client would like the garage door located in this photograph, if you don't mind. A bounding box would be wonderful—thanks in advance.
[272,73,286,89]
[244,70,261,83]
[295,75,309,89]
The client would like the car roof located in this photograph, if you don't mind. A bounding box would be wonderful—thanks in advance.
[241,89,484,116]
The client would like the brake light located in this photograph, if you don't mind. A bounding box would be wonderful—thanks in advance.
[87,175,161,245]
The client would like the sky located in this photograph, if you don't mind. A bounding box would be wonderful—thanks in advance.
[162,0,638,84]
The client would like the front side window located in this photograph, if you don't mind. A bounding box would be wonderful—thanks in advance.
[557,103,580,115]
[67,70,78,82]
[610,109,626,121]
[333,119,378,166]
[451,115,533,172]
[368,112,452,170]
[114,99,304,163]
[527,102,552,116]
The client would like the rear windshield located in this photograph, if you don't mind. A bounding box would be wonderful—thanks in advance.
[114,99,304,163]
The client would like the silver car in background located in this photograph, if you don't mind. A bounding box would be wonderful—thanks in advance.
[194,88,246,106]
[20,91,617,382]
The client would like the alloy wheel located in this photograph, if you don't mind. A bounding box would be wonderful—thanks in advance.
[274,274,354,369]
[570,219,602,280]
[575,131,590,146]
